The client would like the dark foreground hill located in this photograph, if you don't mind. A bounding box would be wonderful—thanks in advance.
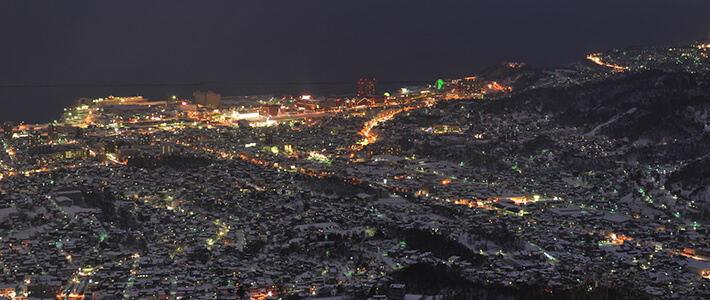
[479,70,710,144]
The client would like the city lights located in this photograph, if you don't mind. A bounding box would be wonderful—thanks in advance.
[586,53,628,71]
[1,36,710,300]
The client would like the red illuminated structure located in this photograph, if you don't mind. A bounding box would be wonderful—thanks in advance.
[357,78,377,96]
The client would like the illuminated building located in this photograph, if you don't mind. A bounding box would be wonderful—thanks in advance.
[161,142,175,155]
[325,95,348,108]
[260,105,281,117]
[507,61,526,68]
[117,146,139,160]
[298,95,340,111]
[0,283,17,299]
[28,280,61,298]
[75,97,92,106]
[432,125,462,134]
[178,102,197,111]
[52,145,89,160]
[193,90,221,108]
[47,124,58,141]
[358,78,377,96]
[349,96,374,107]
[366,143,401,158]
[28,130,41,146]
[3,121,12,139]
[139,134,152,145]
[457,77,484,94]
[257,132,274,145]
[103,141,117,154]
[91,95,149,106]
[685,258,710,277]
[419,183,432,196]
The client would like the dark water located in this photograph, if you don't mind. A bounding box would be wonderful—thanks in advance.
[0,81,411,124]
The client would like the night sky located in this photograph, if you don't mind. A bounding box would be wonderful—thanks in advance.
[2,1,710,123]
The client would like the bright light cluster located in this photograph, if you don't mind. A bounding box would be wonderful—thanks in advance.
[587,53,627,72]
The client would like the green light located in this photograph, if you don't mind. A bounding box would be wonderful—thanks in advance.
[435,79,445,90]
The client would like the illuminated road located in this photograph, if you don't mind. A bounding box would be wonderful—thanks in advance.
[586,53,627,72]
[356,98,437,149]
[357,109,401,148]
[123,254,141,299]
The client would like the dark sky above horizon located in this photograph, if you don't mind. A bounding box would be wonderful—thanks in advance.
[1,1,710,123]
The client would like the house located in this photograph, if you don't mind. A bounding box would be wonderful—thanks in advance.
[685,258,710,277]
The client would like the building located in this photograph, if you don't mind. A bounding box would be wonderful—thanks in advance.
[29,144,54,155]
[56,196,74,207]
[75,97,92,106]
[433,125,462,134]
[358,78,377,96]
[0,283,16,299]
[685,258,710,277]
[388,284,406,300]
[47,124,58,141]
[3,121,12,139]
[103,141,117,154]
[92,95,149,106]
[28,280,61,299]
[260,105,281,117]
[74,126,83,139]
[29,130,42,146]
[117,146,139,160]
[139,134,152,145]
[161,142,176,155]
[193,90,221,108]
[297,95,340,111]
[53,146,89,161]
[366,143,402,158]
[457,77,484,94]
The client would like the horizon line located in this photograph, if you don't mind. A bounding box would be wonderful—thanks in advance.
[0,80,435,89]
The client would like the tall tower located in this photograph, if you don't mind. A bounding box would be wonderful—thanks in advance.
[358,78,377,96]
